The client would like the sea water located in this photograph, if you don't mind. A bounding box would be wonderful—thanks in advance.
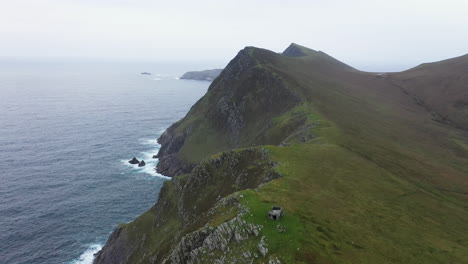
[0,58,215,264]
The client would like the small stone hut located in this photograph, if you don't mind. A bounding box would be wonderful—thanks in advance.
[268,206,283,220]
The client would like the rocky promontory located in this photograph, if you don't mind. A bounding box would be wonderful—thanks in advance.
[95,43,468,264]
[179,69,223,81]
[94,148,281,264]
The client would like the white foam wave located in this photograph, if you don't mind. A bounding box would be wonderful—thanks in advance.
[140,164,171,179]
[146,73,178,81]
[120,153,170,179]
[140,138,159,146]
[69,243,102,264]
[119,134,172,179]
[141,151,156,160]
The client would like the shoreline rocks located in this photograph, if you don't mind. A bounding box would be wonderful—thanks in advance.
[128,157,139,164]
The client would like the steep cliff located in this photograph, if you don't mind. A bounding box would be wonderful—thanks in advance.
[94,148,281,264]
[96,44,468,264]
[156,47,305,176]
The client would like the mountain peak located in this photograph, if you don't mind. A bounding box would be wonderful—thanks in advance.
[282,43,318,57]
[282,43,356,71]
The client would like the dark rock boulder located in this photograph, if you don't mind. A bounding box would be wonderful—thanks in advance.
[128,157,139,164]
[138,160,146,167]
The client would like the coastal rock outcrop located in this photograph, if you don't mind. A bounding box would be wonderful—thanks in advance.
[94,147,281,264]
[138,160,146,167]
[163,204,264,264]
[128,157,139,164]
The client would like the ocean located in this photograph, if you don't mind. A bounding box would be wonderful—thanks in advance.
[0,58,214,264]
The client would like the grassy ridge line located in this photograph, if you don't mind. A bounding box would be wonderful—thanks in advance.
[98,119,468,264]
[391,53,468,130]
[95,44,468,264]
[237,142,468,263]
[275,50,468,194]
[222,101,468,263]
[160,102,468,263]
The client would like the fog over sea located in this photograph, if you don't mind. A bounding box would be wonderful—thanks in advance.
[0,58,214,264]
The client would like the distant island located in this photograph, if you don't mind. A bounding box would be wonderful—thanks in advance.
[140,72,152,75]
[180,69,223,81]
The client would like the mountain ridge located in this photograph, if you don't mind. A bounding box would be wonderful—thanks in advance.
[156,46,305,176]
[95,43,468,264]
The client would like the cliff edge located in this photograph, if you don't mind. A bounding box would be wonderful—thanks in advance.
[95,44,468,264]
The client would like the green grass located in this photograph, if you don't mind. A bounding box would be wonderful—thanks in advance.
[170,45,468,263]
[235,141,468,263]
[207,203,239,227]
[122,180,182,263]
[240,189,306,263]
[101,44,468,264]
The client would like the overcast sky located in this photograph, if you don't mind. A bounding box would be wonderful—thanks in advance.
[1,0,468,71]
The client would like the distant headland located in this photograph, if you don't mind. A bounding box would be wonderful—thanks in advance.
[180,69,223,81]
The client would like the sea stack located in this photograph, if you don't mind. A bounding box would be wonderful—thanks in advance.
[128,157,139,164]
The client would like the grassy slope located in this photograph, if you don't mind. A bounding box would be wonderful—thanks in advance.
[240,140,468,263]
[390,54,468,130]
[229,47,468,263]
[102,45,468,263]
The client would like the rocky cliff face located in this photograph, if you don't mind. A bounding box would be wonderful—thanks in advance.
[155,47,304,177]
[94,148,281,264]
[96,44,359,263]
[155,122,195,176]
[96,44,468,264]
[163,201,268,264]
[95,46,316,264]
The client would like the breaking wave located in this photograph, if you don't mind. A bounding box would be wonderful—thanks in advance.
[69,244,102,264]
[120,136,171,179]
